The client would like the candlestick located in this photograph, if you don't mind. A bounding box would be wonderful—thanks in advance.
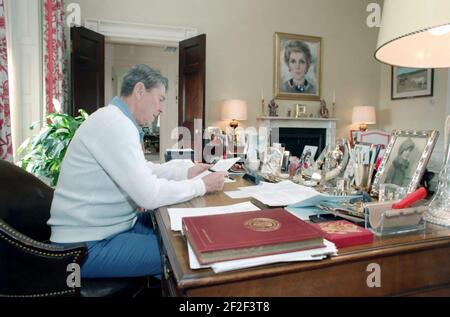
[332,90,336,117]
[261,98,265,116]
[261,88,265,116]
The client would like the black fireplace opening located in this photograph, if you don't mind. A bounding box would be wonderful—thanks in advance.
[274,127,326,160]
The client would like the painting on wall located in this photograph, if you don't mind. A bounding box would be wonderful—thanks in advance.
[274,32,321,101]
[391,67,434,100]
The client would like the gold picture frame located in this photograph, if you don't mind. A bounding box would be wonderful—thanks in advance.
[274,32,322,101]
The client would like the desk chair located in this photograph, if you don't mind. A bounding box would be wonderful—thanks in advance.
[0,160,160,297]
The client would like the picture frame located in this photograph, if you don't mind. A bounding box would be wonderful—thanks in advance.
[274,32,322,101]
[391,67,434,100]
[349,129,361,147]
[295,104,307,118]
[301,145,318,166]
[371,129,439,197]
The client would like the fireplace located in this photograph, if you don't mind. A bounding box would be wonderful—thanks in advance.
[257,116,338,158]
[276,127,326,159]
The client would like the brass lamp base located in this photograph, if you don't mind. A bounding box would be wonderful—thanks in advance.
[229,119,239,146]
[359,123,368,131]
[229,119,239,129]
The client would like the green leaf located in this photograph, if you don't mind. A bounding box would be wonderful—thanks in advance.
[16,110,88,185]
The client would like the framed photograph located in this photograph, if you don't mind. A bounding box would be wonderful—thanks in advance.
[353,143,372,165]
[295,104,307,117]
[358,130,390,148]
[300,145,318,168]
[371,129,439,197]
[274,32,322,101]
[349,129,362,147]
[391,67,434,100]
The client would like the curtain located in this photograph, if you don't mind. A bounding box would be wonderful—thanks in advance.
[44,0,68,114]
[0,0,12,161]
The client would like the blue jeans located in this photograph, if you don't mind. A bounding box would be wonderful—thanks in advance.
[80,212,161,279]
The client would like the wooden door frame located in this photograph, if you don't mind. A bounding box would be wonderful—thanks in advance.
[84,19,197,48]
[82,19,198,162]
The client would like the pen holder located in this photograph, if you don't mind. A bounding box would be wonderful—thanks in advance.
[363,200,426,236]
[353,163,374,192]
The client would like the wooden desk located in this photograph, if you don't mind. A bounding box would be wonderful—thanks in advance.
[153,178,450,297]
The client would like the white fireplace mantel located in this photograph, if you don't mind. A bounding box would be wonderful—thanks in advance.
[256,116,338,147]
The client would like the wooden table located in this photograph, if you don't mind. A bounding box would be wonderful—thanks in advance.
[153,178,450,297]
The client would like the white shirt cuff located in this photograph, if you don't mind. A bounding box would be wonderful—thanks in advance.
[193,178,206,196]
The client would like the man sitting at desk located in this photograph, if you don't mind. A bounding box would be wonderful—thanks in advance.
[48,64,226,279]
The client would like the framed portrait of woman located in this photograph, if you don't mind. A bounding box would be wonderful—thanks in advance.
[371,129,439,197]
[274,32,322,101]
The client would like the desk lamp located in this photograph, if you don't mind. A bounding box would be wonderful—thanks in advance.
[221,99,247,145]
[352,106,376,131]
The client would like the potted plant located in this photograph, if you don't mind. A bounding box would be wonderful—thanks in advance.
[17,109,88,187]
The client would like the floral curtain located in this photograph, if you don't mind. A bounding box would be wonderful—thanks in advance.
[44,0,68,114]
[0,0,12,161]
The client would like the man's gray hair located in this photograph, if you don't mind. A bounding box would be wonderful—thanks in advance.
[120,64,168,97]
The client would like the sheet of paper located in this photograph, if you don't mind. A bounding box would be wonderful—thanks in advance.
[224,190,252,199]
[194,170,236,182]
[168,201,260,231]
[288,194,360,208]
[193,157,241,180]
[238,181,322,207]
[188,240,337,273]
[210,157,241,172]
[284,206,328,220]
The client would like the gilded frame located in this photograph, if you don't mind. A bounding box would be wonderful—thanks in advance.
[274,32,322,101]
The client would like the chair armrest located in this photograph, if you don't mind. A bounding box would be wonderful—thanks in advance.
[0,220,87,297]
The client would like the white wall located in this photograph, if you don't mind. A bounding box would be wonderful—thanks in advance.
[105,43,178,161]
[73,0,381,140]
[5,0,43,160]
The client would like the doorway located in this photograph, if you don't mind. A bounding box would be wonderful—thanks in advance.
[77,20,205,163]
[104,42,178,162]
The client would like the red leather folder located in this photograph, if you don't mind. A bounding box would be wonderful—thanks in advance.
[182,208,325,264]
[312,220,374,248]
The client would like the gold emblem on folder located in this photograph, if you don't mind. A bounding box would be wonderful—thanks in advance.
[245,218,281,232]
[319,222,361,234]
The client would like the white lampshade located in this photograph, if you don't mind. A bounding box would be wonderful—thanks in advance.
[221,99,247,121]
[352,106,376,125]
[375,0,450,68]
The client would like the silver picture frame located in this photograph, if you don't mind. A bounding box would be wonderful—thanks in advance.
[371,129,439,197]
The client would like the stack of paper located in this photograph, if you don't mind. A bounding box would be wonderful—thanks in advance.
[187,239,337,273]
[225,180,321,206]
[168,201,260,231]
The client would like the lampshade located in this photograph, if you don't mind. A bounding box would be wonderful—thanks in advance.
[352,106,376,125]
[375,0,450,68]
[221,99,247,121]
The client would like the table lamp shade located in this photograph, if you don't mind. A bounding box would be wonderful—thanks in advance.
[375,0,450,68]
[221,99,247,121]
[352,106,376,127]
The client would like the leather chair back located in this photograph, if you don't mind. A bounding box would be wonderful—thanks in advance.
[0,160,53,242]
